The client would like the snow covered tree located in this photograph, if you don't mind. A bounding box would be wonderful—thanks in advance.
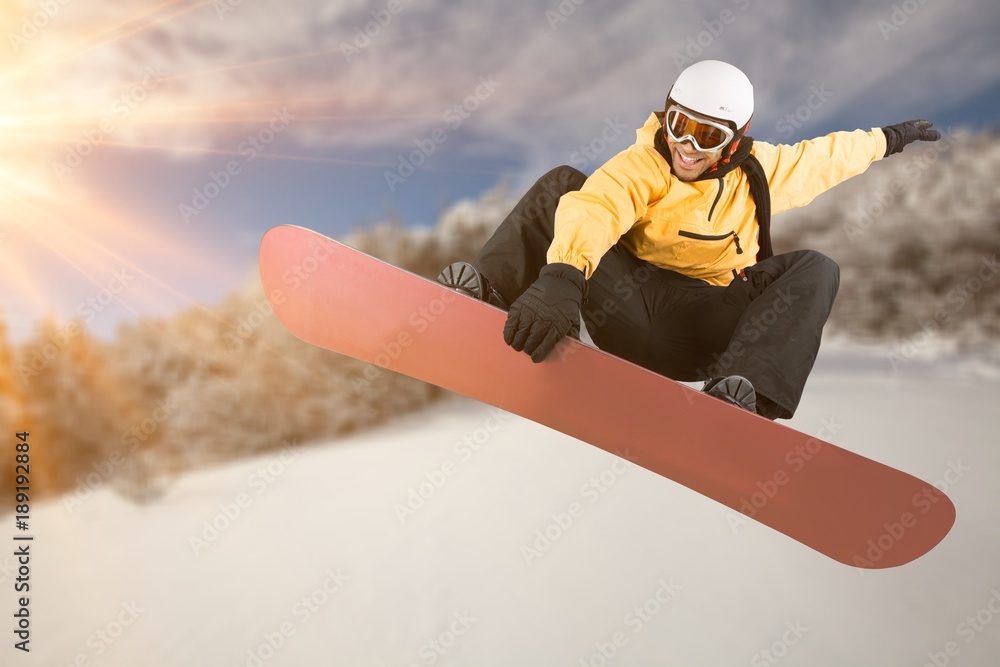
[15,318,137,498]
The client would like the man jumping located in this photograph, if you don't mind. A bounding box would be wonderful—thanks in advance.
[438,59,940,419]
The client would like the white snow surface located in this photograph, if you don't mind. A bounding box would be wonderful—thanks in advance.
[5,343,1000,667]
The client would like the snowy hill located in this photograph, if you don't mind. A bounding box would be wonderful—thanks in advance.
[4,343,999,666]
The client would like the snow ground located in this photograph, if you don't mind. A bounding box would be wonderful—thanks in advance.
[4,343,1000,667]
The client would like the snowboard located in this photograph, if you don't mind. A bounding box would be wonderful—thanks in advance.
[259,224,955,568]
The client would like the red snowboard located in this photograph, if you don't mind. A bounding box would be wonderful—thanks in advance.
[259,224,955,568]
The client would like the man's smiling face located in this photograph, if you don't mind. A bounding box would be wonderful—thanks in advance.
[666,135,724,181]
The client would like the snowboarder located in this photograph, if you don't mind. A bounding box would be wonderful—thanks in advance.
[437,60,940,419]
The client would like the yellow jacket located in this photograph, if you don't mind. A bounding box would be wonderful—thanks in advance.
[547,113,888,285]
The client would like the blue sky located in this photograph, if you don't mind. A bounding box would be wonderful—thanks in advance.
[2,0,999,340]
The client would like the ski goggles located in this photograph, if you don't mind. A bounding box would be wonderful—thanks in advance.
[663,104,735,152]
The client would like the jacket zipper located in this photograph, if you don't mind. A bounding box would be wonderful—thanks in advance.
[678,229,744,254]
[707,178,724,221]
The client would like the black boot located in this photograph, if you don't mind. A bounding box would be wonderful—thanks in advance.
[437,262,510,310]
[703,375,757,414]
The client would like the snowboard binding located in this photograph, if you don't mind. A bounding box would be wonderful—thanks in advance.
[703,375,757,414]
[437,262,510,310]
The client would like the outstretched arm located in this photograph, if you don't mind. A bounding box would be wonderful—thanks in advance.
[753,120,940,214]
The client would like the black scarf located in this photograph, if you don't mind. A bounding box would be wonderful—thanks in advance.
[652,120,773,262]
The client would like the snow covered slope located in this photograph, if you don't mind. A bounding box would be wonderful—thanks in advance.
[4,344,999,666]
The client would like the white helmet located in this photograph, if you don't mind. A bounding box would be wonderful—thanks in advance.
[668,60,754,130]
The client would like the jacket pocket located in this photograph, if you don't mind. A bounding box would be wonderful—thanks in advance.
[678,229,744,255]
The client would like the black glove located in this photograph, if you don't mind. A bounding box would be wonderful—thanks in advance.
[882,119,941,157]
[503,263,586,363]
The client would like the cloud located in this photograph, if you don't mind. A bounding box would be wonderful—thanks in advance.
[6,0,998,190]
[11,3,996,144]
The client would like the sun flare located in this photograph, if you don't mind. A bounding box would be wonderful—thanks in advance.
[0,1,309,332]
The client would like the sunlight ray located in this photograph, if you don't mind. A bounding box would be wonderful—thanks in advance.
[75,139,509,176]
[0,237,50,310]
[9,191,340,375]
[0,0,213,86]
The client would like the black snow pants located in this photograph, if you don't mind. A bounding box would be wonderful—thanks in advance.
[472,166,841,420]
